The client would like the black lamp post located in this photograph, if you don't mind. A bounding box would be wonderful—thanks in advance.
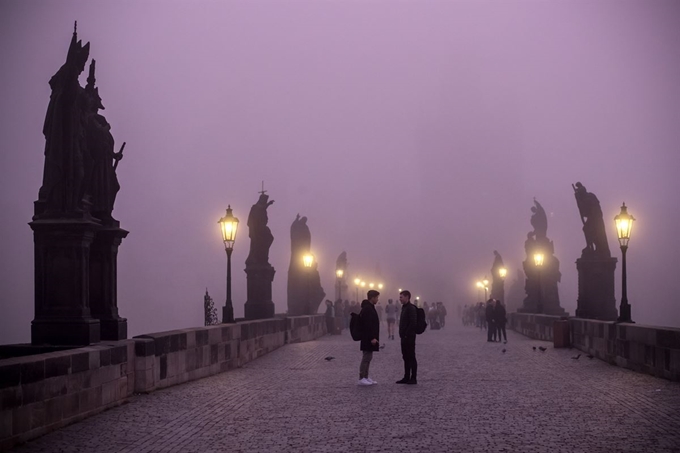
[218,205,239,323]
[498,267,507,302]
[615,202,635,323]
[533,252,544,314]
[482,276,489,301]
[354,278,361,303]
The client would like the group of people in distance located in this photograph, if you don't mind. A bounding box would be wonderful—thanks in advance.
[357,290,418,387]
[461,299,507,343]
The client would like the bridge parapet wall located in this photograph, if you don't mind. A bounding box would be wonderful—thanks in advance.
[508,312,680,381]
[0,314,326,450]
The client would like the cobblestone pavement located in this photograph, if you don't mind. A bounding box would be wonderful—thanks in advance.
[10,322,680,453]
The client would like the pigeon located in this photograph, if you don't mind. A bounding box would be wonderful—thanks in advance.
[571,354,581,360]
[587,354,594,359]
[538,346,547,352]
[532,346,537,351]
[324,356,335,361]
[502,349,506,353]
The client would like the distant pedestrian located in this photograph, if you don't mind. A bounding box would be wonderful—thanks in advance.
[324,300,335,335]
[485,299,496,342]
[438,302,447,328]
[385,299,398,340]
[396,290,418,385]
[494,299,507,343]
[358,290,381,386]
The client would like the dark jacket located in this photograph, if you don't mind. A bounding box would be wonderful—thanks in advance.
[485,302,495,323]
[493,304,507,325]
[359,300,380,352]
[399,302,417,339]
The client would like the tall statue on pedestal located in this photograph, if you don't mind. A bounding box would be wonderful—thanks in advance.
[244,191,276,319]
[30,24,129,345]
[287,214,325,315]
[490,250,505,301]
[573,182,617,320]
[335,251,348,302]
[518,198,567,316]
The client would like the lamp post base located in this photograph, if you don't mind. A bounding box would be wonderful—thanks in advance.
[616,302,634,324]
[222,304,234,324]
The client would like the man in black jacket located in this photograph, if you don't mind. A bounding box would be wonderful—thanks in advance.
[358,290,380,386]
[397,290,418,385]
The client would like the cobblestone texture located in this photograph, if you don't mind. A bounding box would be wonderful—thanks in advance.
[9,323,680,452]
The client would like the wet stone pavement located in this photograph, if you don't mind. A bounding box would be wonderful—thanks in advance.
[9,321,680,453]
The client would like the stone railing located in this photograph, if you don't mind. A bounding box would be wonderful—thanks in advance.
[508,312,680,381]
[0,314,327,450]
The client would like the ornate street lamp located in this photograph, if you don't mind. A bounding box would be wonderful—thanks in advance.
[482,276,489,301]
[615,203,635,323]
[354,277,361,303]
[218,205,239,323]
[335,268,344,301]
[534,252,544,314]
[476,281,484,302]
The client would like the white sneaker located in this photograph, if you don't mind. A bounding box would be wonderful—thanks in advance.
[358,378,372,386]
[367,378,378,384]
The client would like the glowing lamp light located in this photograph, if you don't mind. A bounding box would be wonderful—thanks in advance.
[360,281,366,288]
[303,253,314,268]
[476,281,484,289]
[218,205,239,251]
[615,202,635,248]
[336,269,344,278]
[354,278,361,286]
[378,283,383,290]
[482,277,489,287]
[533,253,545,267]
[499,267,507,279]
[369,282,375,289]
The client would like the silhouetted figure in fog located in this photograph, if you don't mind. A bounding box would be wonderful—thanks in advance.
[494,300,507,343]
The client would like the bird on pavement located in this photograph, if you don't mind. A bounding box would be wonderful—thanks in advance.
[571,354,581,360]
[538,346,547,352]
[324,356,335,361]
[502,349,506,353]
[532,347,536,351]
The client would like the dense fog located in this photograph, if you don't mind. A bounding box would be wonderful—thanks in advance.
[1,0,679,343]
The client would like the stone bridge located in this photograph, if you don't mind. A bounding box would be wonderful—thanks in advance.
[6,320,680,452]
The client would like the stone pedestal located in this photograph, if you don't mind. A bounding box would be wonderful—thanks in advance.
[30,219,102,345]
[575,257,618,321]
[90,226,129,340]
[244,265,276,320]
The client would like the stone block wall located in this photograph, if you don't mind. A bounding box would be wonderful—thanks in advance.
[508,313,680,381]
[0,314,327,450]
[0,341,134,450]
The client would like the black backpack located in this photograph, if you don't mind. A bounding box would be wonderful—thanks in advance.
[349,312,363,341]
[416,307,427,334]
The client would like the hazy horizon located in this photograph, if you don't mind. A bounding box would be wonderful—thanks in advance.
[1,0,679,344]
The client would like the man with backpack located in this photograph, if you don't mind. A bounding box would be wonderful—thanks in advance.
[358,290,381,386]
[397,290,419,385]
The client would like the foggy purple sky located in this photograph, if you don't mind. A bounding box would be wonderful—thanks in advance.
[1,1,679,343]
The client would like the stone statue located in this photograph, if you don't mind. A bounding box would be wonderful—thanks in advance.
[573,182,610,257]
[336,251,347,273]
[287,214,325,315]
[245,193,275,266]
[490,250,505,301]
[84,60,124,225]
[37,23,91,217]
[530,198,548,240]
[519,199,567,316]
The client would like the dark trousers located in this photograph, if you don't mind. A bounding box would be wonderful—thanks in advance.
[325,317,334,334]
[400,336,417,379]
[497,323,507,342]
[487,320,496,341]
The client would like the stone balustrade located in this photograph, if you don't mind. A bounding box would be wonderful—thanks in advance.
[0,314,327,450]
[508,312,680,381]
